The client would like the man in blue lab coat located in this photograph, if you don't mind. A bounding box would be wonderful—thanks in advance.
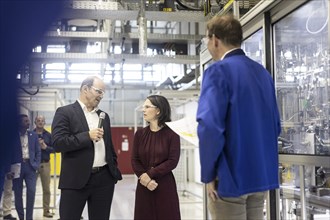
[197,14,281,220]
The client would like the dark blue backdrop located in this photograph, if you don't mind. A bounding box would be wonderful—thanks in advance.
[0,0,63,191]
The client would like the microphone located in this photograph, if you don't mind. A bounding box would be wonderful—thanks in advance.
[98,112,106,128]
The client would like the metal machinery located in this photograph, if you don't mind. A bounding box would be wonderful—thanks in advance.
[276,0,329,157]
[200,0,329,219]
[274,1,330,219]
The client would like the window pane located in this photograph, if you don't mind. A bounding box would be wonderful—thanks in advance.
[242,29,264,65]
[274,0,329,156]
[47,45,65,53]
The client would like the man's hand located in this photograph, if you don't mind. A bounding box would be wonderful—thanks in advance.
[6,172,15,180]
[89,128,104,142]
[38,138,47,150]
[207,180,219,202]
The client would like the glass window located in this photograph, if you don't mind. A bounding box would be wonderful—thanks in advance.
[68,74,100,82]
[86,42,101,53]
[69,63,101,75]
[32,46,42,53]
[275,1,330,218]
[274,0,329,156]
[44,63,66,79]
[47,45,66,53]
[143,64,163,82]
[123,64,141,71]
[123,71,142,80]
[242,29,264,65]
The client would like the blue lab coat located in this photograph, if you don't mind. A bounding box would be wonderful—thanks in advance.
[197,49,281,197]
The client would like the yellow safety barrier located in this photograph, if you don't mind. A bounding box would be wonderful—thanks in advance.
[50,153,61,176]
[44,126,61,176]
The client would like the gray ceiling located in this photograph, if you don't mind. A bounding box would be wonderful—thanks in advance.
[17,0,261,125]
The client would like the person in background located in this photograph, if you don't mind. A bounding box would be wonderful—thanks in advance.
[13,114,41,220]
[51,76,122,220]
[1,136,21,220]
[131,95,181,220]
[196,14,281,220]
[1,177,17,220]
[34,115,55,218]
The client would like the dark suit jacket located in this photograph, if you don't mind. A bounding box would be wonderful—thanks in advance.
[25,131,41,171]
[51,101,122,189]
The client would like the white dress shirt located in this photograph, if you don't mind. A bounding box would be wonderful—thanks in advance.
[20,131,29,159]
[77,99,107,168]
[220,47,241,60]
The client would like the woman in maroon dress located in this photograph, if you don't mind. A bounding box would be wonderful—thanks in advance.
[131,95,181,220]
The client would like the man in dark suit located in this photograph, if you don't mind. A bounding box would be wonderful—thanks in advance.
[13,114,41,220]
[51,76,122,220]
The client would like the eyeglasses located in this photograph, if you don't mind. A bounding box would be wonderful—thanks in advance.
[90,86,105,95]
[142,105,157,109]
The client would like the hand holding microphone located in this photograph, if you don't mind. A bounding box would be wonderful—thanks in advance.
[98,112,105,128]
[89,112,105,142]
[89,129,104,142]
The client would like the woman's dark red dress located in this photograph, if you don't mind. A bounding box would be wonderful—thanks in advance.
[131,126,181,220]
